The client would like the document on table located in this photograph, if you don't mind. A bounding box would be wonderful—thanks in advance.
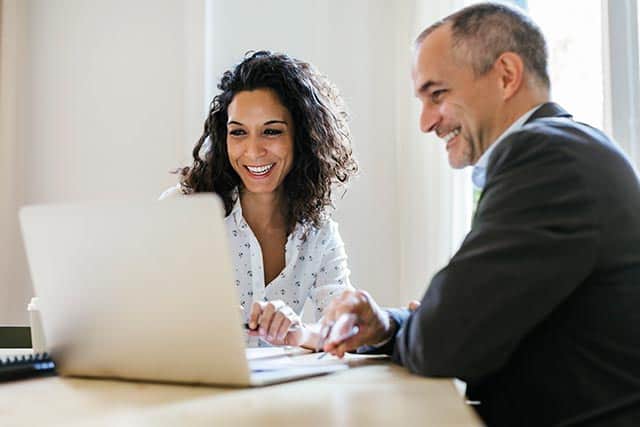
[246,347,388,372]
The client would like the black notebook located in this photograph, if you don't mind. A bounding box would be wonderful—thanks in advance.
[0,352,56,382]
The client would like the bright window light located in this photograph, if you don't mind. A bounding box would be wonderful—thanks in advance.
[528,0,604,128]
[463,0,605,128]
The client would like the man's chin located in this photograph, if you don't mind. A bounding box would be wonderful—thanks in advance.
[448,157,470,170]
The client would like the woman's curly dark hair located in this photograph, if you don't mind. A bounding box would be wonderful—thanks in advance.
[178,51,358,233]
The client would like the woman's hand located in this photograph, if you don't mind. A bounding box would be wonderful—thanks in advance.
[247,300,302,346]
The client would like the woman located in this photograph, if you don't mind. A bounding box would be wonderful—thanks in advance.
[161,51,358,348]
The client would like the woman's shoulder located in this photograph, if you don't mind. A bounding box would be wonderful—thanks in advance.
[158,184,189,200]
[317,217,341,234]
[297,217,343,244]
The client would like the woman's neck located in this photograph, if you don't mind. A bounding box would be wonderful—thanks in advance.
[239,190,288,232]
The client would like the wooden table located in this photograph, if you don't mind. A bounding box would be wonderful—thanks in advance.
[0,359,482,427]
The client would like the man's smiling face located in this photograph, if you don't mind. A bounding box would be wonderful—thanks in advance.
[412,24,502,169]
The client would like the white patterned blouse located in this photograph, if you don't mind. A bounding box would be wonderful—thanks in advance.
[159,185,353,325]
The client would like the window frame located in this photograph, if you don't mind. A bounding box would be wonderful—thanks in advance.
[603,0,640,167]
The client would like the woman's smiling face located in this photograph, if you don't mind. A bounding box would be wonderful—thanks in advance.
[226,88,295,195]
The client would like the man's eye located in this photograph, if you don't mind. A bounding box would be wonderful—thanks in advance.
[264,128,283,136]
[229,129,246,136]
[431,90,447,103]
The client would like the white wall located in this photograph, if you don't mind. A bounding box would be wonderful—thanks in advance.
[22,0,203,203]
[3,0,205,323]
[4,0,467,324]
[204,0,466,308]
[206,0,405,305]
[1,0,29,324]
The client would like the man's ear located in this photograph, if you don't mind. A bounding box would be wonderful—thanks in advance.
[494,52,524,101]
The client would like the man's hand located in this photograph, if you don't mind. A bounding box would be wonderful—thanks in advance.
[321,289,393,357]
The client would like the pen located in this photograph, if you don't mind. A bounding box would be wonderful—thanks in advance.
[316,323,332,358]
[316,314,359,359]
[240,303,301,333]
[243,323,301,332]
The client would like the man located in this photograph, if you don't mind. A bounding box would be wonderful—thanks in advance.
[320,3,640,426]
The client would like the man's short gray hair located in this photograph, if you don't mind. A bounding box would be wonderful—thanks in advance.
[416,2,550,89]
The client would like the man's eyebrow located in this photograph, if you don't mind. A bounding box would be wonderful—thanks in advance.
[417,80,442,95]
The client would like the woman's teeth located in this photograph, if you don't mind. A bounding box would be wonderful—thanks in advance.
[443,128,461,143]
[245,163,274,175]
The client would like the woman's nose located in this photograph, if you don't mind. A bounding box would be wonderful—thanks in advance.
[244,135,267,158]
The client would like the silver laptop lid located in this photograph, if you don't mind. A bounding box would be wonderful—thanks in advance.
[19,195,252,386]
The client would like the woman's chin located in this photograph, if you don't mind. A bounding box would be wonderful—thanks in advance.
[240,181,281,195]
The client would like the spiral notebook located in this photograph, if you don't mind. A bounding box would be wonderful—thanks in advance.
[0,351,56,381]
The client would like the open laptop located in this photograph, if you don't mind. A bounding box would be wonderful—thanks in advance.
[18,195,349,386]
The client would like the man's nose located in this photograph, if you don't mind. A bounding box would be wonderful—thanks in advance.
[419,103,440,134]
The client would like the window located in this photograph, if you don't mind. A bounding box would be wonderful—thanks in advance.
[528,0,604,129]
[464,1,606,128]
[457,0,606,241]
[604,0,640,167]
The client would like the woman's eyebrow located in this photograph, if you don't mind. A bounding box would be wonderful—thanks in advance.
[227,119,288,126]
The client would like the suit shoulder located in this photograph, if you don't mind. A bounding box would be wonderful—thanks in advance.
[489,117,619,173]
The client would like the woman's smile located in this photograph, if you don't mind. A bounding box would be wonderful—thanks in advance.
[244,163,276,178]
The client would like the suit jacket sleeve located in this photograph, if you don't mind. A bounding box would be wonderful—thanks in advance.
[390,128,601,381]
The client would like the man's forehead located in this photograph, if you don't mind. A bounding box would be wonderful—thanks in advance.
[412,25,454,90]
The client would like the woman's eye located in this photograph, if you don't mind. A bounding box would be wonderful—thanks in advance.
[229,129,246,136]
[264,128,283,136]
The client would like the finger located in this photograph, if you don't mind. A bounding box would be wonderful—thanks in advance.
[331,343,347,358]
[324,325,360,352]
[323,328,347,353]
[258,302,277,335]
[330,334,362,358]
[276,317,292,343]
[327,313,357,343]
[248,302,264,329]
[267,312,285,342]
[319,322,333,349]
[325,339,347,358]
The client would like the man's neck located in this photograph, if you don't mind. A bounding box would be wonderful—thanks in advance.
[485,90,550,154]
